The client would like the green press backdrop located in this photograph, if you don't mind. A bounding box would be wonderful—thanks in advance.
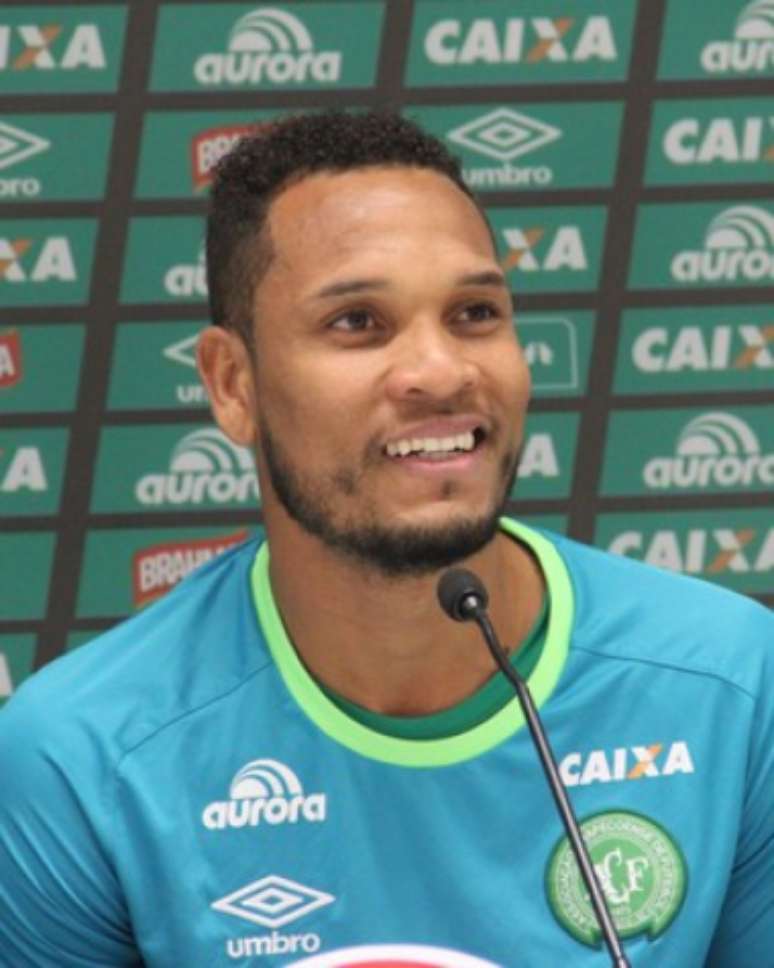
[1,0,773,703]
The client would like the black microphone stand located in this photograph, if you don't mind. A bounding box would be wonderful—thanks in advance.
[468,600,631,968]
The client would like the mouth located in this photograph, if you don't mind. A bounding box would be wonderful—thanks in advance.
[383,426,487,462]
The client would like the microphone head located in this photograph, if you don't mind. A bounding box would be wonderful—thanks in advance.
[437,568,489,622]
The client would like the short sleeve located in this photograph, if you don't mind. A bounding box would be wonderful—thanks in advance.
[706,613,774,967]
[0,688,141,967]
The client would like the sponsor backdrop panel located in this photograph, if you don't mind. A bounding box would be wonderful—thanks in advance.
[91,425,260,513]
[601,406,773,497]
[0,634,37,707]
[615,306,774,394]
[511,412,579,500]
[1,0,772,680]
[150,3,385,91]
[0,325,84,412]
[108,322,208,410]
[520,312,595,398]
[77,527,259,618]
[0,6,127,93]
[646,98,774,186]
[596,508,773,596]
[0,428,69,515]
[0,114,113,201]
[489,206,607,293]
[406,0,636,86]
[629,200,774,290]
[0,533,55,620]
[0,220,97,306]
[135,109,297,198]
[121,217,207,304]
[407,102,623,191]
[658,0,774,81]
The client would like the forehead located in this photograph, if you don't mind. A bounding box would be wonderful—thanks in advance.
[262,166,496,285]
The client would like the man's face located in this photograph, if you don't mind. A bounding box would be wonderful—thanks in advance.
[247,165,530,575]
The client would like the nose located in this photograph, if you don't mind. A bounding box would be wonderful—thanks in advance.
[384,317,478,404]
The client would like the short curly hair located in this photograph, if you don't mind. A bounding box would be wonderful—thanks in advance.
[206,109,475,345]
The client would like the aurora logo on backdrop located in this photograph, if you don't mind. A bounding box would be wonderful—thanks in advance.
[133,530,247,608]
[0,331,21,388]
[165,243,207,298]
[671,205,774,283]
[135,428,258,507]
[643,412,773,490]
[194,7,341,87]
[701,0,774,74]
[448,107,560,188]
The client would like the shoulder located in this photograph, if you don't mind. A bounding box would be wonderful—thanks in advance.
[0,536,272,767]
[546,529,773,698]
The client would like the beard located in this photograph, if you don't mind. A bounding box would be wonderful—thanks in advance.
[258,420,518,578]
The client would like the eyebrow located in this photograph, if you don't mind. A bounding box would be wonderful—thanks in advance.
[310,270,508,302]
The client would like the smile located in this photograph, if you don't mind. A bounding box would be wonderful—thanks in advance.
[384,429,484,460]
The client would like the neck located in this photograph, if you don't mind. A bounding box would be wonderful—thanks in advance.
[264,514,545,717]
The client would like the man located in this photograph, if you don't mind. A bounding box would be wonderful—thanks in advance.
[0,111,771,968]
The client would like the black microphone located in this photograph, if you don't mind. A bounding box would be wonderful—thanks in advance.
[437,568,631,968]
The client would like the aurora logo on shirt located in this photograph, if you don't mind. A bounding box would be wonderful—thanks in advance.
[202,758,327,830]
[546,810,687,947]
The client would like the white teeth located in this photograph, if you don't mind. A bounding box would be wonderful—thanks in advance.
[385,430,477,458]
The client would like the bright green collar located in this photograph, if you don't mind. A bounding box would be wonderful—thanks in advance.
[323,597,548,740]
[250,519,573,767]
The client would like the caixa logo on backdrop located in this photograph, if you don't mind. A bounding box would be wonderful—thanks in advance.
[406,1,635,85]
[0,429,68,516]
[0,221,96,305]
[489,206,606,293]
[648,98,774,185]
[596,509,773,596]
[0,7,125,92]
[150,4,383,91]
[615,306,774,395]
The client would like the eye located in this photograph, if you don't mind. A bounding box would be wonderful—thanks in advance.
[456,302,501,325]
[328,309,376,333]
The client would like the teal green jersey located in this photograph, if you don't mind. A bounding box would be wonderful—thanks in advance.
[0,520,772,966]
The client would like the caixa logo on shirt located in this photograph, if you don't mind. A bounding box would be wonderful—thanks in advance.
[202,758,327,830]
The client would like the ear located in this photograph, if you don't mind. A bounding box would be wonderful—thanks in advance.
[197,326,257,447]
